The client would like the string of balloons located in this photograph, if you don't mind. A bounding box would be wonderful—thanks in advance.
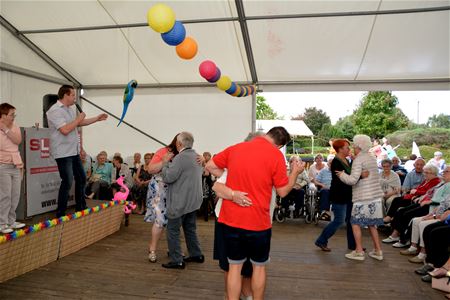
[147,3,255,97]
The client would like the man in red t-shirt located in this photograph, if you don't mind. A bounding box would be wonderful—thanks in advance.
[206,126,304,300]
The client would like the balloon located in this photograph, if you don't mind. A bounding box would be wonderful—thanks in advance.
[225,82,237,94]
[232,85,241,97]
[207,68,221,83]
[242,86,249,97]
[217,76,232,91]
[118,80,138,127]
[237,86,245,97]
[175,37,198,60]
[147,4,176,33]
[199,60,217,80]
[248,85,255,95]
[161,21,186,46]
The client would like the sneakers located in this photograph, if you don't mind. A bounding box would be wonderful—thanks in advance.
[0,225,13,234]
[368,250,383,261]
[400,247,418,256]
[392,241,410,248]
[345,251,365,261]
[409,255,425,263]
[382,236,399,243]
[10,222,25,229]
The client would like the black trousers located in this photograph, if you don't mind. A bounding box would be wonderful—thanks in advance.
[392,203,430,242]
[386,196,412,217]
[281,188,304,213]
[423,221,450,268]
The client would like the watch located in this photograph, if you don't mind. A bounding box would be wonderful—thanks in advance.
[433,214,437,219]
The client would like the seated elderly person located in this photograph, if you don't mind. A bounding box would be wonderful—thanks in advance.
[379,159,401,214]
[391,156,408,185]
[414,213,450,284]
[399,166,450,263]
[402,158,426,193]
[281,155,309,218]
[111,155,134,189]
[314,155,334,221]
[308,154,326,181]
[382,164,442,247]
[87,152,113,199]
[428,151,446,176]
[383,158,427,223]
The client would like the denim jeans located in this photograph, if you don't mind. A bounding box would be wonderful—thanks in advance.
[167,210,202,263]
[319,189,330,212]
[315,202,356,250]
[55,155,87,217]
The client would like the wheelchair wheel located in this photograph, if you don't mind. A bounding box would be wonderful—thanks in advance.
[274,208,285,223]
[314,212,320,225]
[305,195,314,224]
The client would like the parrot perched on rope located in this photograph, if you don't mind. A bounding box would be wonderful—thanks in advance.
[117,79,138,126]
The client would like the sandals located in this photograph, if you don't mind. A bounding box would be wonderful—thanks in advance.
[148,250,157,263]
[428,267,449,278]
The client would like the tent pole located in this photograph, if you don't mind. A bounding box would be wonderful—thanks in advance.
[311,136,314,155]
[251,92,256,132]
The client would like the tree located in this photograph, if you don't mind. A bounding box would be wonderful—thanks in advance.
[427,114,450,128]
[353,91,409,138]
[334,115,356,139]
[292,107,331,136]
[256,95,280,120]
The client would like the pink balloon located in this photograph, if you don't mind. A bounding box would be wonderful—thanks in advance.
[199,60,217,80]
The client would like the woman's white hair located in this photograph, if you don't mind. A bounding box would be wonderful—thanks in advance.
[353,134,372,152]
[424,164,439,176]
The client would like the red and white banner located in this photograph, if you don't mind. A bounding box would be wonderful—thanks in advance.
[25,128,74,216]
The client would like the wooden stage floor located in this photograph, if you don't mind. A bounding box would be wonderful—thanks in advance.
[1,214,446,299]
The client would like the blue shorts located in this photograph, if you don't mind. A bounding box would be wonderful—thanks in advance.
[213,220,253,277]
[222,224,271,266]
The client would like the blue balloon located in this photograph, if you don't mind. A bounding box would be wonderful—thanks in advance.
[207,68,221,83]
[225,82,237,94]
[161,21,186,46]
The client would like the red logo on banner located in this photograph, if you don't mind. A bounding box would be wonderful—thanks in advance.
[30,138,50,158]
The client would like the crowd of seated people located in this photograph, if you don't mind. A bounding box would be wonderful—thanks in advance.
[313,155,334,221]
[281,155,310,218]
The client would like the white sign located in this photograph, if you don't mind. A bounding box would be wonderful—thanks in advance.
[25,128,74,216]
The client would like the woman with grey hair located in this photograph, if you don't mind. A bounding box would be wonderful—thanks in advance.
[428,151,446,176]
[382,163,442,250]
[338,134,384,261]
[379,158,401,214]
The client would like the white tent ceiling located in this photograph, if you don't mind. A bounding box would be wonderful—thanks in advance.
[1,0,449,91]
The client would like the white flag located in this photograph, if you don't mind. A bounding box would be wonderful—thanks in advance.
[412,141,421,157]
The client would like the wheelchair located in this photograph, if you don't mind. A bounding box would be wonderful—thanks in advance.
[304,183,320,224]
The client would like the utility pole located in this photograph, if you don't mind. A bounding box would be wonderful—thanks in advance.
[417,100,420,124]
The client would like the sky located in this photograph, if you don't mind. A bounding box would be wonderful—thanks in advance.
[260,91,450,125]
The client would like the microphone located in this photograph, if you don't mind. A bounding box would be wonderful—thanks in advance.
[75,103,83,113]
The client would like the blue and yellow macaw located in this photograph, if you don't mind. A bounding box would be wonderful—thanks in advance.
[117,79,138,126]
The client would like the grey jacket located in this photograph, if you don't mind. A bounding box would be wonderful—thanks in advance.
[161,148,203,219]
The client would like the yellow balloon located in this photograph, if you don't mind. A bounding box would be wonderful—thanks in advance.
[217,76,232,91]
[147,4,176,33]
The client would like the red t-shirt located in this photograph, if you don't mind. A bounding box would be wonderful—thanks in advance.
[213,137,289,231]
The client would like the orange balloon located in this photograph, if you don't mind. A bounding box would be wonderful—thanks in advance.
[231,85,241,96]
[175,37,198,60]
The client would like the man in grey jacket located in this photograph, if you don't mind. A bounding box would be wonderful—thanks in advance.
[161,132,204,269]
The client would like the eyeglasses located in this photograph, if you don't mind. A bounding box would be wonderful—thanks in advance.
[7,113,16,118]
